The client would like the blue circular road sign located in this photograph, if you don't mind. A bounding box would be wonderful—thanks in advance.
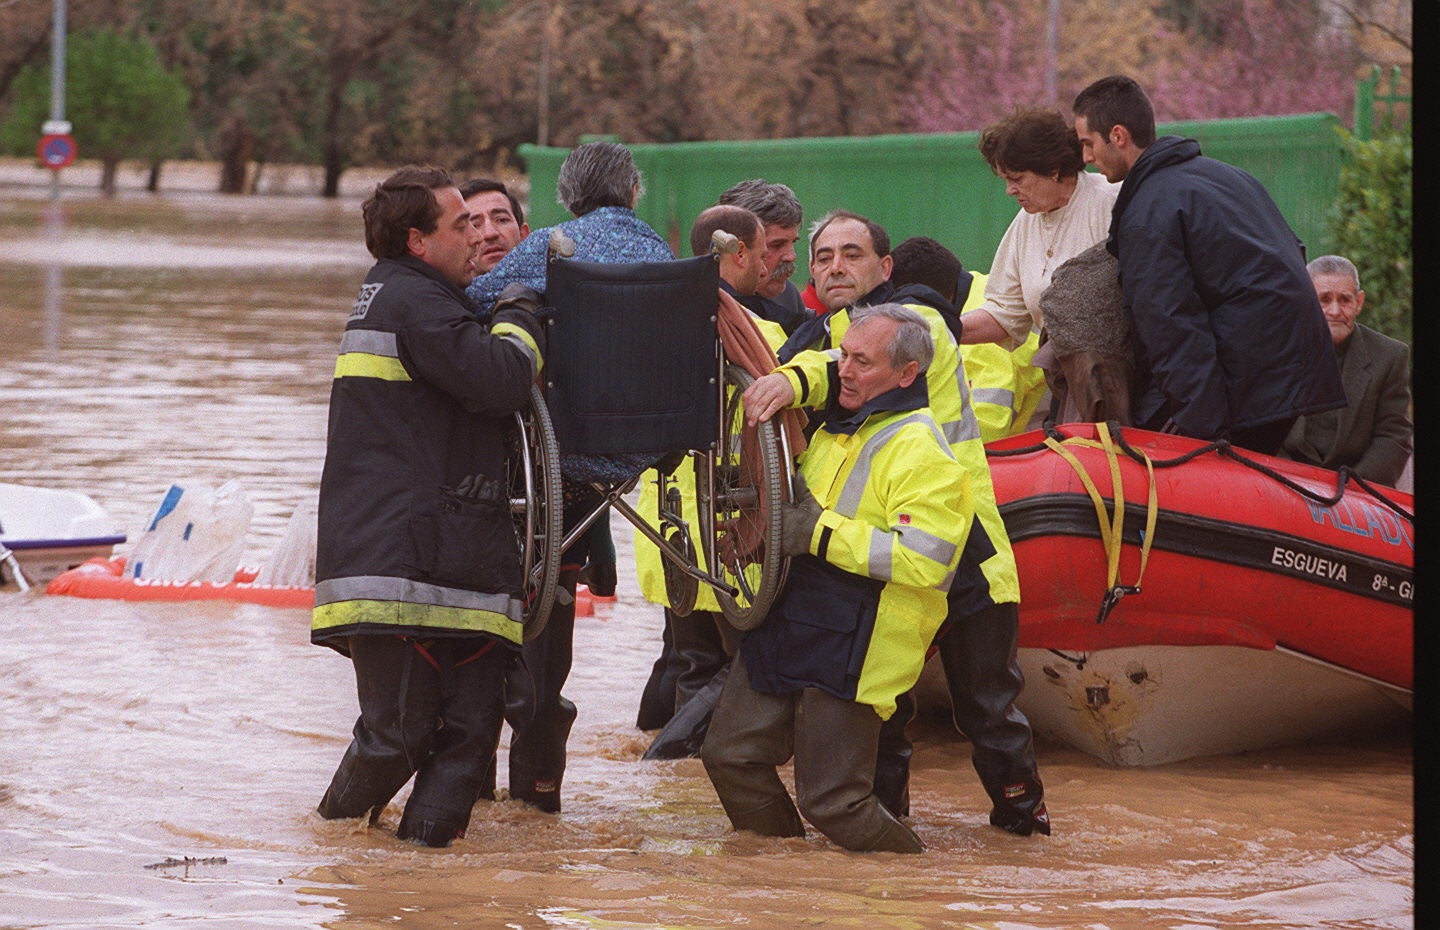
[38,133,78,169]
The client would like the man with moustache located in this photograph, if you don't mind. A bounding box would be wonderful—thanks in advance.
[717,178,810,335]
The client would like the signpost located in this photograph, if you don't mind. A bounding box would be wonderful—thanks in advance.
[45,0,69,199]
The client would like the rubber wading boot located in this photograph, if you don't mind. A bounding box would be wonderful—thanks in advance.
[509,695,577,813]
[989,781,1051,836]
[859,816,926,854]
[872,689,916,818]
[395,817,462,848]
[728,797,806,838]
[635,621,681,730]
[642,663,728,760]
[315,751,404,825]
[670,612,729,710]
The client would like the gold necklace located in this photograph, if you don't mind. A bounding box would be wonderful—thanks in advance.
[1038,177,1079,277]
[1039,206,1069,277]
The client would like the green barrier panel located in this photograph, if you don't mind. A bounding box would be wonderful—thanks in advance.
[518,112,1342,273]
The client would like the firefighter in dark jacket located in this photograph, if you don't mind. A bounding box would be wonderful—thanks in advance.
[1073,75,1344,454]
[312,166,545,848]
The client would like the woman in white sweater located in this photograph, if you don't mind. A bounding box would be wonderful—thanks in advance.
[959,109,1119,350]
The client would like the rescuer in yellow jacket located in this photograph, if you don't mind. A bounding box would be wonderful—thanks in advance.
[756,212,1050,838]
[703,303,970,853]
[312,167,545,849]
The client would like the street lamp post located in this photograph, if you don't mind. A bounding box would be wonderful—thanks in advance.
[1045,0,1060,106]
[43,0,72,201]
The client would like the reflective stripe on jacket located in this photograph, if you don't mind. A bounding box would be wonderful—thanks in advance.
[742,383,971,719]
[952,272,1045,441]
[312,255,544,650]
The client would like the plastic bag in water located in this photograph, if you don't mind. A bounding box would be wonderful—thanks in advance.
[254,496,317,587]
[126,480,253,583]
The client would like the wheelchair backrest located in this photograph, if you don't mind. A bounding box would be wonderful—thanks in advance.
[543,254,721,456]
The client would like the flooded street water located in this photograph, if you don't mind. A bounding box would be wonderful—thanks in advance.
[0,186,1414,929]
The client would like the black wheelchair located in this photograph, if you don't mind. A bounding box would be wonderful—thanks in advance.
[505,231,794,641]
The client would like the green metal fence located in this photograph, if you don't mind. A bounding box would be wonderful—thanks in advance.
[517,112,1346,274]
[1352,64,1411,141]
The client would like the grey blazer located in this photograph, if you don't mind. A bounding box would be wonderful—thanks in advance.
[1280,323,1412,486]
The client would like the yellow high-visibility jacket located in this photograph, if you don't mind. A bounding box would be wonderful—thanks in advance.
[957,272,1046,441]
[741,381,971,719]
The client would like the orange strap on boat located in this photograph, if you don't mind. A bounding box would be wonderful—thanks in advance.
[1043,423,1158,623]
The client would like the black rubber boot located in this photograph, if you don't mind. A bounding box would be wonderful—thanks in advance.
[507,573,579,813]
[317,636,439,823]
[396,639,510,842]
[987,780,1051,836]
[873,689,915,818]
[508,695,575,813]
[938,602,1051,837]
[316,745,403,825]
[670,609,730,710]
[635,614,681,730]
[642,661,729,760]
[395,818,463,848]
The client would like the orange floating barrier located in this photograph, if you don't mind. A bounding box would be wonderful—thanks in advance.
[46,556,313,609]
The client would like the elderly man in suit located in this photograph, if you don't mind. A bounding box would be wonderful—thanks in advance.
[1280,255,1412,486]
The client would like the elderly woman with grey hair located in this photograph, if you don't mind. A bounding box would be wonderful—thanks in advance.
[467,140,672,313]
[466,141,674,818]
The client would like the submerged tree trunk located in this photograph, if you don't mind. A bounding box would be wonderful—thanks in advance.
[321,78,345,198]
[217,117,254,195]
[100,159,119,197]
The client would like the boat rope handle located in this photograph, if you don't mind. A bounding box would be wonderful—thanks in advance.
[992,424,1412,524]
[1042,422,1157,624]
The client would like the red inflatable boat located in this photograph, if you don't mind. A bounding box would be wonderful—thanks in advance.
[923,424,1414,765]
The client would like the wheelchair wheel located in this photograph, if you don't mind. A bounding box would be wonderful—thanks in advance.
[662,527,699,618]
[507,383,563,642]
[709,364,789,630]
[657,478,701,617]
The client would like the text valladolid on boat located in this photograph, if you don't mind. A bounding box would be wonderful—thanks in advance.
[916,422,1412,766]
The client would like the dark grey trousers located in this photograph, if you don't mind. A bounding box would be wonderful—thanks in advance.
[701,653,923,853]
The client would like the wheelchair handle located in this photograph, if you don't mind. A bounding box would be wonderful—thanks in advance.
[547,228,576,260]
[710,230,740,257]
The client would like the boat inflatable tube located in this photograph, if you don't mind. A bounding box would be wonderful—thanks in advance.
[987,424,1413,690]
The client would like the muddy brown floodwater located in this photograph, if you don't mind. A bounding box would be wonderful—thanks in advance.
[0,186,1414,929]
